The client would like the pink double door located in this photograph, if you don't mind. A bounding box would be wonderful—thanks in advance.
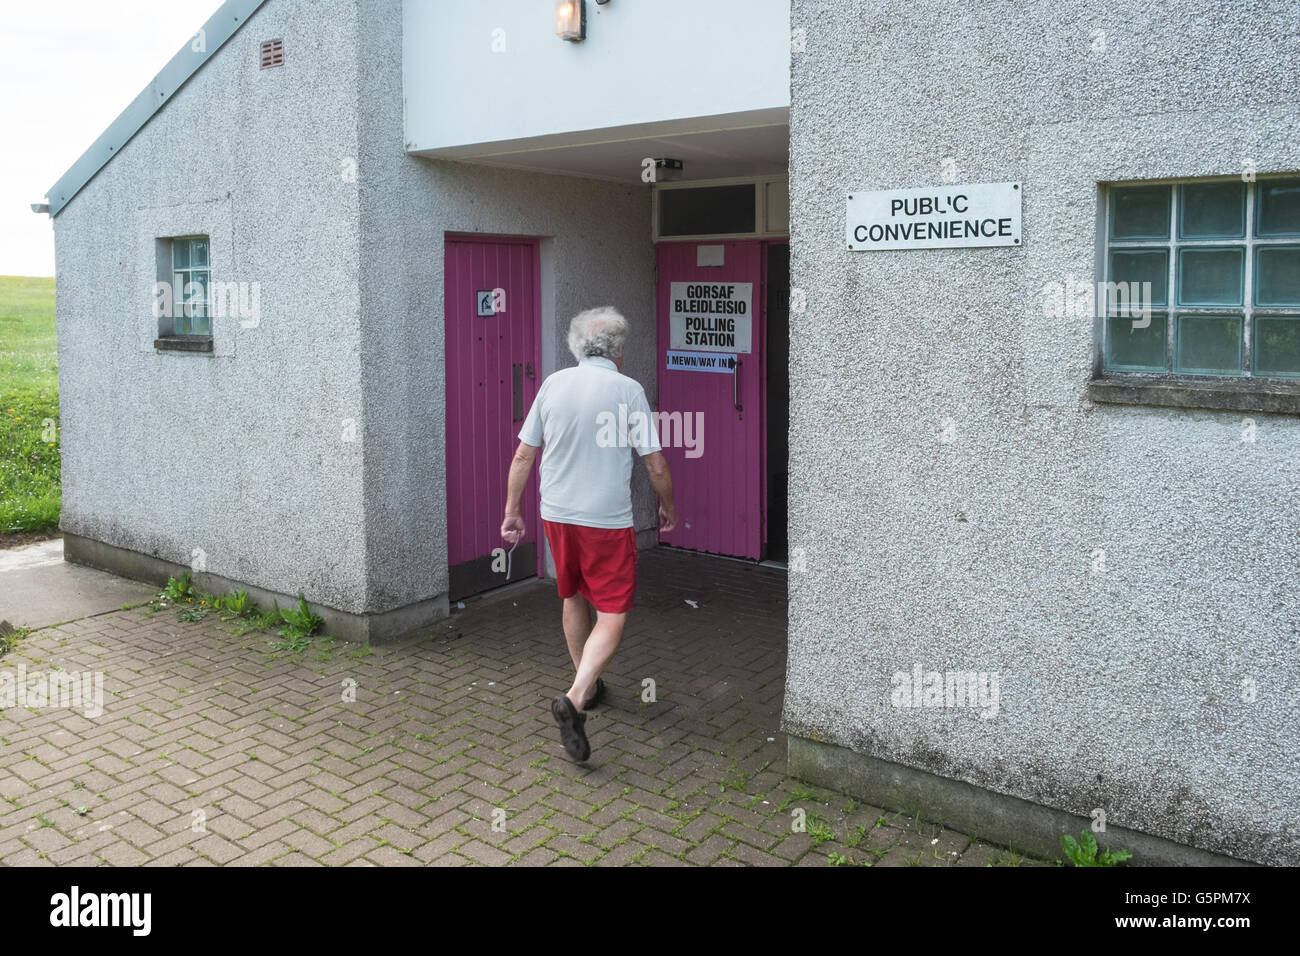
[444,235,541,600]
[655,240,767,560]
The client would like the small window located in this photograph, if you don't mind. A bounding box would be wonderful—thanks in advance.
[170,237,211,335]
[653,177,789,241]
[658,184,756,237]
[765,179,790,234]
[1102,177,1300,381]
[155,235,213,351]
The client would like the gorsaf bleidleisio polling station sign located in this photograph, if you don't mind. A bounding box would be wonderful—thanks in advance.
[669,282,753,353]
[845,182,1022,250]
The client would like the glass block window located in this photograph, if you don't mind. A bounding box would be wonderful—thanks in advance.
[1104,177,1300,379]
[171,236,211,335]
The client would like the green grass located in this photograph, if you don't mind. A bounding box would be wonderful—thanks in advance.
[0,276,59,534]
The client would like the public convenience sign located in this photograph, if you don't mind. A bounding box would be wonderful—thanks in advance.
[845,182,1021,251]
[669,282,752,353]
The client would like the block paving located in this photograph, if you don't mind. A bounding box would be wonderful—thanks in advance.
[0,548,1052,866]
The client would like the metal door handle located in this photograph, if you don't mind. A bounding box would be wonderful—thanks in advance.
[512,363,524,422]
[733,358,743,413]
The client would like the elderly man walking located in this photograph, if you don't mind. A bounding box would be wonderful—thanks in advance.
[501,306,677,762]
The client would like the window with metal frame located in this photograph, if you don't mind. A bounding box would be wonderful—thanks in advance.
[1103,177,1300,380]
[653,176,789,241]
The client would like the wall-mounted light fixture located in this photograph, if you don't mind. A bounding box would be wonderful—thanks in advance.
[556,0,585,41]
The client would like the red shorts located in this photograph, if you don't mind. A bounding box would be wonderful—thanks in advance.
[542,519,637,613]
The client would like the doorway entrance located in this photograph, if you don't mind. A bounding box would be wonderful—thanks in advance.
[654,238,788,561]
[764,241,789,563]
[444,234,542,601]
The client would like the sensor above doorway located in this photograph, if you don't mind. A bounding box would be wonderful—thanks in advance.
[697,245,725,267]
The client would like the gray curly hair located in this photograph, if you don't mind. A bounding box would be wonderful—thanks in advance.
[567,306,628,363]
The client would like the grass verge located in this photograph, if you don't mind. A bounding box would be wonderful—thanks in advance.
[0,275,59,537]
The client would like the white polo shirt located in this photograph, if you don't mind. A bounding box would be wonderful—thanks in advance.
[518,356,662,529]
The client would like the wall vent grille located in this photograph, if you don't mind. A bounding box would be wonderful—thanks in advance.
[259,39,284,69]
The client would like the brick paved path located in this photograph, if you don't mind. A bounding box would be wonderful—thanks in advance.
[0,549,1049,866]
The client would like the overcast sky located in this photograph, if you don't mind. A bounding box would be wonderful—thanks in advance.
[0,1,219,277]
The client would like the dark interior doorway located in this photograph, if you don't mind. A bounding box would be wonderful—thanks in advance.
[764,242,789,563]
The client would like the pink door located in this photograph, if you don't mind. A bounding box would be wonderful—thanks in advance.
[444,235,541,600]
[655,240,765,559]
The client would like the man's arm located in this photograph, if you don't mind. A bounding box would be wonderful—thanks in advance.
[642,451,677,532]
[502,441,539,542]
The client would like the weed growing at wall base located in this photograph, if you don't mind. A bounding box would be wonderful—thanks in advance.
[1061,829,1132,866]
[149,576,325,651]
[272,593,325,651]
[0,620,30,659]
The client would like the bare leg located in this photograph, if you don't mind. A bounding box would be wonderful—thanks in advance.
[566,610,627,709]
[561,595,591,671]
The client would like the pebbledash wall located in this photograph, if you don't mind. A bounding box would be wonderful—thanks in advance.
[784,0,1300,865]
[356,0,658,615]
[53,0,369,627]
[53,0,657,641]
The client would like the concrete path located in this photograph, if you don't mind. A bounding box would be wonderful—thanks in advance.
[0,547,1051,866]
[0,538,154,631]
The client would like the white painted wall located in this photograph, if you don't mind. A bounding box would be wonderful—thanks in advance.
[403,0,790,152]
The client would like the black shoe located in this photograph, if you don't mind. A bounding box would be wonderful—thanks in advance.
[582,678,606,712]
[551,695,591,761]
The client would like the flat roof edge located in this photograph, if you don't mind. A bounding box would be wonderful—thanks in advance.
[44,0,269,218]
[407,108,791,161]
